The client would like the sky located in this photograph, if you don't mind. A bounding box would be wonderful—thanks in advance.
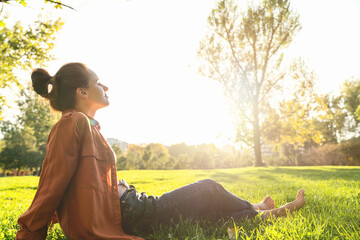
[2,0,360,147]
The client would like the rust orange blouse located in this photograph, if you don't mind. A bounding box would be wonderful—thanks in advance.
[16,110,143,240]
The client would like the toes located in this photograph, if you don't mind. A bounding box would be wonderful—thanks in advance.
[263,195,270,202]
[299,189,305,197]
[264,196,274,203]
[296,189,305,199]
[262,196,275,209]
[263,195,271,201]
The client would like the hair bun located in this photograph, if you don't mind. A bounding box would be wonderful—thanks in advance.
[31,68,52,98]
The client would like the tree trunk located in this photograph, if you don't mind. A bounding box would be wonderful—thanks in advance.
[38,164,43,176]
[253,103,263,167]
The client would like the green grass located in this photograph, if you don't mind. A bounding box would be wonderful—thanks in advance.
[1,166,360,239]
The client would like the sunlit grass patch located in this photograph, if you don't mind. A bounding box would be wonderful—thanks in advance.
[1,166,359,239]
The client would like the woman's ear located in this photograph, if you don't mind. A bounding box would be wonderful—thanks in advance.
[76,88,88,99]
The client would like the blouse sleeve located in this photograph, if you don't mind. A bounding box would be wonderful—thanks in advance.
[16,113,87,239]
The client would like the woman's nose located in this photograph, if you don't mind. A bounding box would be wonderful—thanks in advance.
[101,84,108,92]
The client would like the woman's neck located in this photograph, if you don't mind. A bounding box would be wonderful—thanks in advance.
[73,104,97,118]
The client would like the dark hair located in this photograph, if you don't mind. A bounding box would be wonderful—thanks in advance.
[31,63,89,111]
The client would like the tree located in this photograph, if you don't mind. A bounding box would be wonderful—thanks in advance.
[0,123,38,175]
[124,144,145,169]
[312,94,346,144]
[0,86,59,174]
[17,86,60,171]
[167,143,197,159]
[262,61,328,165]
[0,0,72,8]
[339,77,360,139]
[142,143,170,169]
[198,0,301,166]
[315,77,360,143]
[356,105,360,122]
[0,18,63,119]
[0,0,74,22]
[112,143,129,170]
[172,153,192,169]
[193,151,213,169]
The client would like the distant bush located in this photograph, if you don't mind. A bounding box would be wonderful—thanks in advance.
[301,144,347,166]
[339,140,360,166]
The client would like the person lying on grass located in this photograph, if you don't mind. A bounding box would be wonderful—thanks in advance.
[16,63,306,240]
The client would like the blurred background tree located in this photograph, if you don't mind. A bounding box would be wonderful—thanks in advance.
[0,123,37,175]
[198,0,301,166]
[261,61,323,165]
[0,1,62,175]
[1,0,360,174]
[0,87,60,176]
[338,77,360,138]
[0,18,63,119]
[18,86,60,173]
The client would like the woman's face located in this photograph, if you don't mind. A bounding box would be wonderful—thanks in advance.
[84,68,109,110]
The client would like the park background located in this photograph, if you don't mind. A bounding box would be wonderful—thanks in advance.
[2,0,360,174]
[0,0,360,239]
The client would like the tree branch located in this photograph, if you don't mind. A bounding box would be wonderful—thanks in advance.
[1,0,75,10]
[259,18,280,89]
[260,72,285,104]
[45,0,75,10]
[205,48,253,124]
[215,30,253,100]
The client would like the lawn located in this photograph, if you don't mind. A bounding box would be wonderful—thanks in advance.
[1,166,359,239]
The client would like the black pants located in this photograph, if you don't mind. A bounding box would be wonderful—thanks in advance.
[120,179,258,234]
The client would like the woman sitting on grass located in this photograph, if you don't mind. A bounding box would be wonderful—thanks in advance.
[16,63,306,239]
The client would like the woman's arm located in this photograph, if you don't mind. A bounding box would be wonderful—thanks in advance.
[16,113,87,239]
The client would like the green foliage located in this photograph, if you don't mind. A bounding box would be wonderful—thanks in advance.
[0,0,67,11]
[0,0,69,30]
[172,153,192,169]
[124,144,145,170]
[355,105,360,121]
[260,63,360,166]
[0,123,38,175]
[44,0,66,9]
[262,61,324,164]
[142,143,170,169]
[312,94,346,144]
[308,77,360,145]
[338,139,360,165]
[1,167,360,239]
[118,142,250,170]
[198,0,301,166]
[168,143,197,159]
[0,86,60,175]
[193,150,213,169]
[341,78,360,119]
[0,8,62,172]
[338,77,360,138]
[112,143,126,170]
[17,86,60,165]
[0,18,63,119]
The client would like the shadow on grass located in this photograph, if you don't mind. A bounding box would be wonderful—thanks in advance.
[193,170,281,186]
[211,172,279,184]
[259,167,360,181]
[129,180,153,185]
[0,186,38,192]
[197,167,360,182]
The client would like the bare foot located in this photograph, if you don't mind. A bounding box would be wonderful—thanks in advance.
[260,189,306,218]
[253,195,275,210]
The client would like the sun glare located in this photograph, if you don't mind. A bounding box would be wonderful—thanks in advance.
[3,0,360,147]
